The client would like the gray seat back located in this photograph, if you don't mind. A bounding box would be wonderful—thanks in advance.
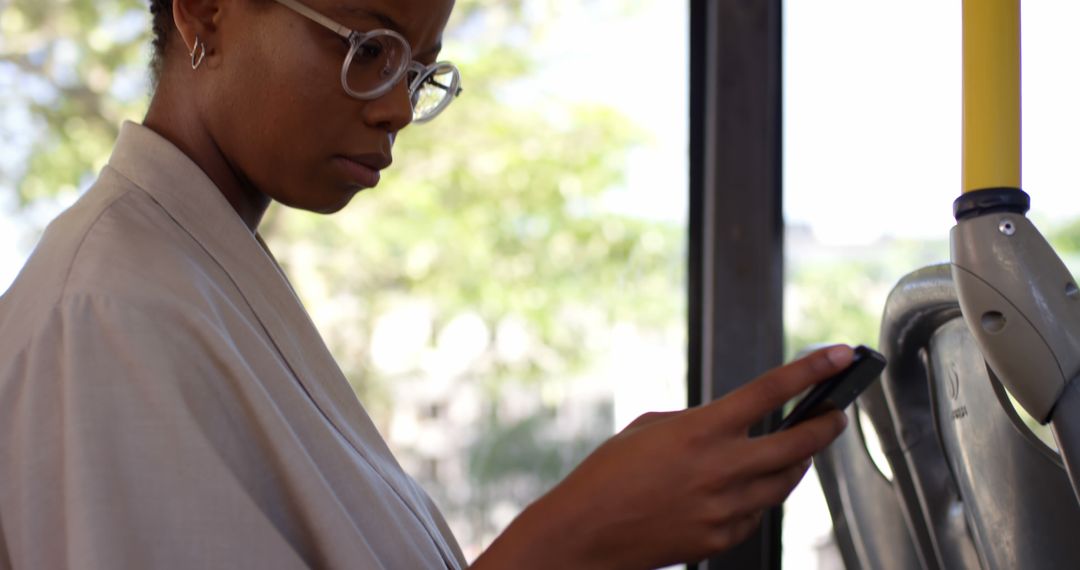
[877,265,982,570]
[929,319,1080,569]
[813,382,923,570]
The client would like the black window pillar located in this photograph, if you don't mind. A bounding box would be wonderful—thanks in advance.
[688,0,784,568]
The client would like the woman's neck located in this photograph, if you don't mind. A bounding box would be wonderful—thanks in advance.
[143,81,271,233]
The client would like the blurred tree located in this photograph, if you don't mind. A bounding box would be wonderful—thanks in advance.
[0,0,149,203]
[784,238,949,359]
[785,259,883,358]
[465,400,612,541]
[1049,218,1080,256]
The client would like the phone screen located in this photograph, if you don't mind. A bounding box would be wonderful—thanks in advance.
[775,345,887,432]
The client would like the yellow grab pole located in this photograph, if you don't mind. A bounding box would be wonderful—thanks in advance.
[963,0,1021,193]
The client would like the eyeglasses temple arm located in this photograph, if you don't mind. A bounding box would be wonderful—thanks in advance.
[428,80,463,97]
[274,0,353,39]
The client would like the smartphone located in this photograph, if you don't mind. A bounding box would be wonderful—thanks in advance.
[775,345,887,431]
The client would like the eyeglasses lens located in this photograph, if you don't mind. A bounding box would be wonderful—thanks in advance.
[411,65,459,122]
[345,33,409,96]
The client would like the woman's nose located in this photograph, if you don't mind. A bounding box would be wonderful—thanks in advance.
[362,75,414,133]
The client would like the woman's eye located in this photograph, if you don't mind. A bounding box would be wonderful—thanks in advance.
[354,40,386,62]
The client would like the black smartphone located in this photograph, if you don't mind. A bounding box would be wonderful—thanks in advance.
[775,345,887,431]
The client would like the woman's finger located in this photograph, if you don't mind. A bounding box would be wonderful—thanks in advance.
[729,409,848,476]
[705,345,853,433]
[625,410,683,431]
[715,460,813,522]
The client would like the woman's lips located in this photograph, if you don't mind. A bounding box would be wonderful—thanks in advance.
[334,156,382,188]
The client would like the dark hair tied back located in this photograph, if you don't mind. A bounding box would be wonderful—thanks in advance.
[149,0,174,85]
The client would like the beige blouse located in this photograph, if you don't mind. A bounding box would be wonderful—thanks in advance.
[0,122,467,569]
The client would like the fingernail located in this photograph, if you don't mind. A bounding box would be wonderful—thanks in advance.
[837,411,849,430]
[827,345,852,368]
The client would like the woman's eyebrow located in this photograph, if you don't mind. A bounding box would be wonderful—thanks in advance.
[340,6,443,60]
[341,6,405,34]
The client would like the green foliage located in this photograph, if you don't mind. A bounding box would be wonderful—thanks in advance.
[1049,218,1080,254]
[1036,218,1080,275]
[785,260,883,357]
[784,238,949,358]
[1,0,150,203]
[464,401,611,539]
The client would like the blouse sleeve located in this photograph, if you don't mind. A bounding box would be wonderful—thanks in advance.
[0,292,314,570]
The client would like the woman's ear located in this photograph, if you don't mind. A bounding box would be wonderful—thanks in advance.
[171,0,224,60]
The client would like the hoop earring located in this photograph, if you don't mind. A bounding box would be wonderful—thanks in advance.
[190,35,207,70]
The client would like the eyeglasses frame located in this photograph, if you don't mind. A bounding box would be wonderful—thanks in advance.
[273,0,462,123]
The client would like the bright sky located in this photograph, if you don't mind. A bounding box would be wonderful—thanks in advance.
[518,1,689,224]
[786,0,1080,245]
[527,0,1080,248]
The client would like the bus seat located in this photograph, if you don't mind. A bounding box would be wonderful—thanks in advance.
[813,383,923,570]
[877,264,982,570]
[928,318,1080,569]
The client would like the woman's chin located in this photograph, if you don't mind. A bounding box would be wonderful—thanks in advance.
[276,186,364,215]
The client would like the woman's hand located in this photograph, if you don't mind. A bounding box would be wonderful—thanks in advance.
[472,344,853,570]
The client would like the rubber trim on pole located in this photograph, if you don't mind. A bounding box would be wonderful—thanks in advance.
[953,187,1030,221]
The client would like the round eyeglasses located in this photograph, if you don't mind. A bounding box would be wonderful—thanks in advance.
[275,0,462,124]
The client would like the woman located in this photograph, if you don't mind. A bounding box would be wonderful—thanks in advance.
[0,0,852,568]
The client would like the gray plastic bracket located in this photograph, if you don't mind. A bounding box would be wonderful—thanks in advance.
[950,213,1080,422]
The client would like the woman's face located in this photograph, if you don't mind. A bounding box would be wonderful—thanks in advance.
[204,0,455,214]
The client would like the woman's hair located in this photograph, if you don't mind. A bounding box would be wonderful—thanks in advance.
[149,0,174,85]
